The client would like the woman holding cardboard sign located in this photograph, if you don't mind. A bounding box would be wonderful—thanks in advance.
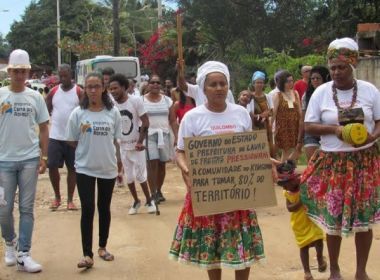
[169,61,265,280]
[301,38,380,280]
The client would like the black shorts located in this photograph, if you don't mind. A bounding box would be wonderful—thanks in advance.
[47,139,75,169]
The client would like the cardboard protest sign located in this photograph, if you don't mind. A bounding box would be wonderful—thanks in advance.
[184,131,276,217]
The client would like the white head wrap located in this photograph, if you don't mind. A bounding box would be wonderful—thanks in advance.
[328,37,358,51]
[196,61,230,93]
[327,37,359,73]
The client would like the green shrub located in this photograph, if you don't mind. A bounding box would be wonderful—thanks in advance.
[232,48,326,93]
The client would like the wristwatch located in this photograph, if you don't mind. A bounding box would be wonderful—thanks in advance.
[41,156,48,161]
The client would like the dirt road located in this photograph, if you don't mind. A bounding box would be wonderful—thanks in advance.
[1,163,379,280]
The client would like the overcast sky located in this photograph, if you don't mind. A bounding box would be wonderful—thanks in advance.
[0,0,176,37]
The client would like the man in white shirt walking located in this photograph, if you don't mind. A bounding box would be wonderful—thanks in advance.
[109,74,156,214]
[0,49,49,273]
[45,64,83,210]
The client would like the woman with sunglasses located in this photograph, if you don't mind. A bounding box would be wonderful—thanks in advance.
[142,75,176,203]
[66,72,122,269]
[300,66,331,160]
[272,71,303,161]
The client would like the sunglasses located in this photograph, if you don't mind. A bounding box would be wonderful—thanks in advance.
[149,81,161,85]
[85,85,103,90]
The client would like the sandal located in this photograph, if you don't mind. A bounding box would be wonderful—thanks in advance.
[67,201,78,211]
[77,256,93,269]
[318,259,328,272]
[328,276,344,280]
[98,248,114,261]
[304,274,314,280]
[50,199,61,211]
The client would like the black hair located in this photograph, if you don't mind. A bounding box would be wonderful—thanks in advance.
[101,67,115,76]
[109,73,129,89]
[269,78,276,90]
[178,88,195,108]
[305,66,331,108]
[81,72,114,110]
[58,64,71,73]
[277,71,292,92]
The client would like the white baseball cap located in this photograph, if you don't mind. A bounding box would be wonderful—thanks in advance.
[8,49,31,69]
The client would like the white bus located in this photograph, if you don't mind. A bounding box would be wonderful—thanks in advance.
[75,55,141,87]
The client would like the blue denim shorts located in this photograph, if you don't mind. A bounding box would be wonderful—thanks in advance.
[304,133,320,147]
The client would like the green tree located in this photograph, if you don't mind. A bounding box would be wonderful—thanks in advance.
[0,34,10,59]
[6,0,107,67]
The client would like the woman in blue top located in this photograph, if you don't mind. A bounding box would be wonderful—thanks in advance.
[66,72,122,269]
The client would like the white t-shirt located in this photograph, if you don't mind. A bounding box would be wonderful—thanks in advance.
[177,103,252,150]
[0,86,49,161]
[114,95,146,150]
[49,85,80,140]
[66,106,122,178]
[129,88,141,97]
[185,83,235,107]
[267,87,279,102]
[142,94,173,134]
[305,80,380,152]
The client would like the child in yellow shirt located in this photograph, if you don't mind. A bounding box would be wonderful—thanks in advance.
[277,160,327,280]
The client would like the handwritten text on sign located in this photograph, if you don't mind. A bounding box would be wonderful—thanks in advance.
[185,131,276,217]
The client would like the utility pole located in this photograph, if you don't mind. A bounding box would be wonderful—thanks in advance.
[113,0,120,56]
[57,0,61,66]
[157,0,162,29]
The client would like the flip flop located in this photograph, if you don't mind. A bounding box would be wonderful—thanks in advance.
[318,257,328,272]
[67,202,78,211]
[328,276,344,280]
[98,248,114,261]
[77,256,93,269]
[304,274,314,280]
[50,199,61,211]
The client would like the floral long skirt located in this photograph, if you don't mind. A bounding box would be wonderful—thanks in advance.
[169,192,265,269]
[300,144,380,236]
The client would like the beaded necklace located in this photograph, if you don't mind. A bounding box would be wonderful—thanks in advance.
[332,80,357,111]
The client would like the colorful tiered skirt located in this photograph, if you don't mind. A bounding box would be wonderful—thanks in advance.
[300,144,380,236]
[169,192,265,269]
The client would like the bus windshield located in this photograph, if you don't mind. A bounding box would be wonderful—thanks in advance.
[93,61,138,79]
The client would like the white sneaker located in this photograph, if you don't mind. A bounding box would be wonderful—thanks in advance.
[128,201,141,215]
[145,201,156,214]
[4,239,17,266]
[17,251,42,273]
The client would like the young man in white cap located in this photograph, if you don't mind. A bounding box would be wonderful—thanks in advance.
[0,49,49,273]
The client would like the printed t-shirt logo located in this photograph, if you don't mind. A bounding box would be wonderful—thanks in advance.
[93,121,111,136]
[1,102,13,114]
[120,109,133,136]
[80,121,92,133]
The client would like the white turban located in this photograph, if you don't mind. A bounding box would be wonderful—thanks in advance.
[196,61,230,92]
[328,37,358,51]
[327,37,359,67]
